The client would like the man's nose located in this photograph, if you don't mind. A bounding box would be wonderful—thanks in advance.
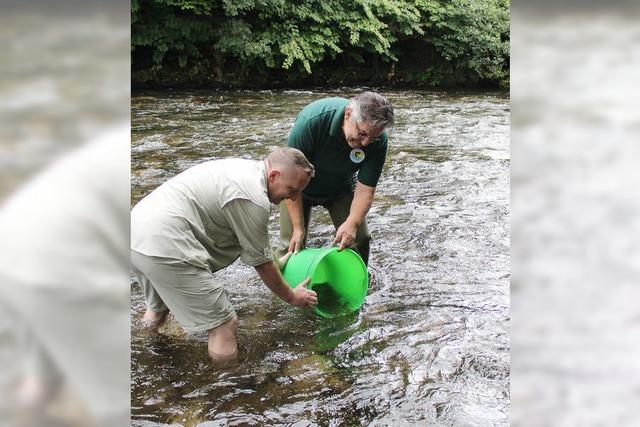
[360,136,372,146]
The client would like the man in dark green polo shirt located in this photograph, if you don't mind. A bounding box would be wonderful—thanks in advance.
[278,91,394,266]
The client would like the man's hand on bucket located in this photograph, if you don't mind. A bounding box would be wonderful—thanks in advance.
[278,251,293,269]
[288,228,305,254]
[332,221,357,251]
[290,277,317,307]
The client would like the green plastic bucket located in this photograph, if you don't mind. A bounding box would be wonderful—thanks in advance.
[281,247,368,318]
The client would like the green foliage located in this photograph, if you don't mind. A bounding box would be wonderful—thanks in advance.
[415,0,509,82]
[132,0,510,87]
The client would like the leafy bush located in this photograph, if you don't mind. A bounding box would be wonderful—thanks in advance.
[132,0,510,87]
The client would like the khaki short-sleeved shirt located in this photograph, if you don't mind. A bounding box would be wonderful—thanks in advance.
[131,159,273,271]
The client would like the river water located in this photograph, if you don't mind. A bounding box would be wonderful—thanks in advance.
[131,89,510,426]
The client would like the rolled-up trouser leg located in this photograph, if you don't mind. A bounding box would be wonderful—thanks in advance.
[323,192,372,266]
[131,260,167,313]
[130,250,235,334]
[277,199,313,258]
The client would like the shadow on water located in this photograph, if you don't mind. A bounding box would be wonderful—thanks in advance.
[131,89,510,426]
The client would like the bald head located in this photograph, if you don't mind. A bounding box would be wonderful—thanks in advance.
[265,147,315,179]
[264,147,314,204]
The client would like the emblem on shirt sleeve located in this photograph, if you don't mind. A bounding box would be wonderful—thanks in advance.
[350,148,365,163]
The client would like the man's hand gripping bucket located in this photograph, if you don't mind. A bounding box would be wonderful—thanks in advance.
[281,247,368,318]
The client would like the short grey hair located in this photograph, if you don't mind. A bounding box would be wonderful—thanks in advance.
[266,147,315,178]
[348,91,395,130]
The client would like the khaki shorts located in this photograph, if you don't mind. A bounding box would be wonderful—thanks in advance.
[131,250,235,333]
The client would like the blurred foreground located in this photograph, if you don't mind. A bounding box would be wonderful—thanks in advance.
[0,3,130,426]
[511,5,640,426]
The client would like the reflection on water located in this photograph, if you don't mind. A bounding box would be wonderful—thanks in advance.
[131,89,510,425]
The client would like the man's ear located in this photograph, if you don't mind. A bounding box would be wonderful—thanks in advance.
[268,169,280,182]
[344,106,352,120]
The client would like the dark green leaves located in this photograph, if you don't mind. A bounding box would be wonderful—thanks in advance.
[132,0,510,86]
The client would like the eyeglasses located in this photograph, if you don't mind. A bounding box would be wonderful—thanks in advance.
[354,120,372,140]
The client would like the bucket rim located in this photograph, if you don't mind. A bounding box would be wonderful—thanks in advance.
[303,247,363,279]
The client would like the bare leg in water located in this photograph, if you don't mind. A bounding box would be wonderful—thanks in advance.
[207,315,239,367]
[206,252,291,367]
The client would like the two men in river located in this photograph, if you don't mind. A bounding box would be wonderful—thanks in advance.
[132,91,394,365]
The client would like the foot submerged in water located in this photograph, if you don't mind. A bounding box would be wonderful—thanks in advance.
[141,309,169,331]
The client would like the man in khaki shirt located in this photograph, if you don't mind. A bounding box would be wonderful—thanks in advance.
[131,147,317,366]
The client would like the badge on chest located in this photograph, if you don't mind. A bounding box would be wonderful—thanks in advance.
[350,148,365,164]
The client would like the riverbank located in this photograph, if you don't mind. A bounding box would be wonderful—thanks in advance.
[132,67,510,91]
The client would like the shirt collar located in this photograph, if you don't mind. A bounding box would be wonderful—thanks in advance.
[261,159,269,196]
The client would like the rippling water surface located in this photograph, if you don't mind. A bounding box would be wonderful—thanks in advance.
[131,89,510,426]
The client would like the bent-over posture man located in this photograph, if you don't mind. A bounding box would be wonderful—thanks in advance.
[279,91,394,265]
[131,148,317,366]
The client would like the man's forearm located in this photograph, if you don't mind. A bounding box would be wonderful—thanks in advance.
[254,261,295,304]
[286,197,305,231]
[347,183,375,226]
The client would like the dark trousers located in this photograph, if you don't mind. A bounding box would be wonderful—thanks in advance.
[278,192,372,265]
